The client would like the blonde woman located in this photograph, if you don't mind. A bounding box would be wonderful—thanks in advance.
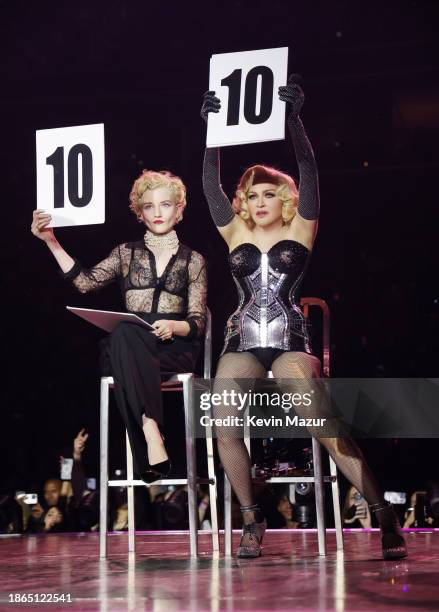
[201,76,407,560]
[32,170,207,483]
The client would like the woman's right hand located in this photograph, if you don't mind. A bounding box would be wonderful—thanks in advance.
[31,209,55,243]
[200,90,221,123]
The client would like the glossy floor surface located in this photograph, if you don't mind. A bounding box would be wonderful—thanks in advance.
[1,529,438,611]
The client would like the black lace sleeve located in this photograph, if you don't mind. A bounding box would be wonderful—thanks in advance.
[287,116,320,221]
[185,251,207,340]
[202,148,236,227]
[61,245,122,293]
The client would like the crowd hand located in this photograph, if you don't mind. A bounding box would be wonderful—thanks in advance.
[201,90,221,123]
[73,428,89,460]
[353,501,368,520]
[152,320,175,341]
[344,501,368,524]
[31,209,55,242]
[278,74,305,122]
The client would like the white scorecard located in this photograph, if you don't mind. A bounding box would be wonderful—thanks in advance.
[206,47,288,148]
[66,307,154,333]
[36,123,105,228]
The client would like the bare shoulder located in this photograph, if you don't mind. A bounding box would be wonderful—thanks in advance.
[217,215,248,246]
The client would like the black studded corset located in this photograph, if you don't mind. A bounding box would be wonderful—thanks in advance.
[222,240,312,354]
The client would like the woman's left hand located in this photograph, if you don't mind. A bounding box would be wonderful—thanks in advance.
[278,74,305,121]
[152,320,175,341]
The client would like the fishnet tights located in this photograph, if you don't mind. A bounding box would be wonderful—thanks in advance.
[215,352,266,508]
[215,351,383,510]
[272,352,382,506]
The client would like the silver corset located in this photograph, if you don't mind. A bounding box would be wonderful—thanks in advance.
[225,254,311,352]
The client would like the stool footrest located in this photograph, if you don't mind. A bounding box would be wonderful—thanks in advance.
[107,476,216,487]
[108,478,188,487]
[251,475,337,484]
[196,477,216,485]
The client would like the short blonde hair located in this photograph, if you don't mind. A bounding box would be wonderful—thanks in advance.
[232,165,299,227]
[129,170,187,218]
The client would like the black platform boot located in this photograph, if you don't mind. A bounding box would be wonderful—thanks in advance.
[140,460,172,484]
[236,504,267,558]
[370,500,408,560]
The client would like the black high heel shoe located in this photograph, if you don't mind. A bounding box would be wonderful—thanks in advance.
[370,500,408,560]
[236,504,267,558]
[141,459,172,484]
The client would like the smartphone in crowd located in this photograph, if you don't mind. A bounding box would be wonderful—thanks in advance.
[22,494,38,505]
[384,491,406,505]
[60,458,74,481]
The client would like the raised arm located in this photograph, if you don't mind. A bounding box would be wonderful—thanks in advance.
[31,209,121,293]
[279,77,320,242]
[201,91,243,244]
[202,147,235,228]
[61,246,121,294]
[72,429,89,502]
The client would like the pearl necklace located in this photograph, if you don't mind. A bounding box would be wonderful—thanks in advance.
[144,229,179,250]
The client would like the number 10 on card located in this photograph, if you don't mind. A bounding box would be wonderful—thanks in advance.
[206,47,288,148]
[36,123,105,228]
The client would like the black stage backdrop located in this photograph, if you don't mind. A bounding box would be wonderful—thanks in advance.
[1,0,438,497]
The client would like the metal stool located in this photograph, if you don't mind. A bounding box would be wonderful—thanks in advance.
[223,298,344,556]
[99,309,219,558]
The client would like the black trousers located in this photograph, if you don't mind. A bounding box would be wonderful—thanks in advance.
[100,322,199,475]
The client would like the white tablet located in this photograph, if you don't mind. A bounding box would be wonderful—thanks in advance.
[66,306,154,333]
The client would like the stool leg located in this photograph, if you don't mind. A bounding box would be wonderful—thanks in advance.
[205,417,219,552]
[99,377,110,559]
[329,455,344,550]
[312,437,327,556]
[126,430,136,553]
[243,406,251,454]
[224,405,249,557]
[183,374,198,557]
[224,473,233,557]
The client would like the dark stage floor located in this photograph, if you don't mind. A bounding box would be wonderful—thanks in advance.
[1,529,438,611]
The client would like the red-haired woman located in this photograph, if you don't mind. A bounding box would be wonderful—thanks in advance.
[201,77,407,560]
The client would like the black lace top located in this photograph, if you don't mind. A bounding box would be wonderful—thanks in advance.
[63,241,207,340]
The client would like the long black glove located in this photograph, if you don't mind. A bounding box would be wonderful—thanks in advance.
[278,75,320,221]
[201,91,236,228]
[200,90,221,123]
